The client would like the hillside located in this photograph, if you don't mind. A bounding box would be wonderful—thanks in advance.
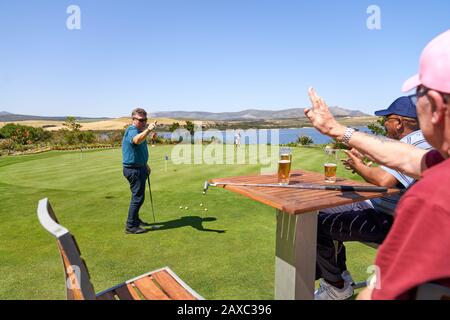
[152,107,368,120]
[0,117,193,131]
[0,107,374,131]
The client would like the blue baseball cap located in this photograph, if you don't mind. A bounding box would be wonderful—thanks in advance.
[374,96,417,119]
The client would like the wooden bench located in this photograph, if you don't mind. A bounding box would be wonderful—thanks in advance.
[37,198,204,300]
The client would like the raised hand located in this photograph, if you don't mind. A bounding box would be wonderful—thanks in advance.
[148,121,158,131]
[304,87,346,139]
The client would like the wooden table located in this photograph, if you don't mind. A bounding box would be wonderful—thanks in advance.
[211,169,400,300]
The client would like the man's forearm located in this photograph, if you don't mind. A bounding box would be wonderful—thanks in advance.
[133,128,151,145]
[353,165,380,186]
[353,165,395,187]
[347,132,426,179]
[327,124,426,179]
[305,89,427,179]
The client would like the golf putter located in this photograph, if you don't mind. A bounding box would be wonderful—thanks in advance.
[147,174,161,230]
[203,181,388,194]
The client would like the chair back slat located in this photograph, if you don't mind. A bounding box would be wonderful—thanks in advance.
[37,198,96,300]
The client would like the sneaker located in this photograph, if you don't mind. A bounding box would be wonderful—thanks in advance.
[314,279,354,300]
[125,226,149,234]
[341,270,354,285]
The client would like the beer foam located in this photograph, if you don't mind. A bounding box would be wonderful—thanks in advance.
[324,163,337,167]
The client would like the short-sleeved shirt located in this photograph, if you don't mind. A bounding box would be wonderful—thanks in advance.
[122,125,148,167]
[372,150,450,299]
[370,130,431,217]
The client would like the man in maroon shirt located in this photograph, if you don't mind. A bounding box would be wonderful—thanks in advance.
[303,29,450,299]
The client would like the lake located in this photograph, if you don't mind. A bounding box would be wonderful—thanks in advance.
[159,127,372,145]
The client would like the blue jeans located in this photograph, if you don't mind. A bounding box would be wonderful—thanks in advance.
[123,166,148,228]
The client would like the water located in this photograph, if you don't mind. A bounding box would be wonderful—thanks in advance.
[159,127,372,145]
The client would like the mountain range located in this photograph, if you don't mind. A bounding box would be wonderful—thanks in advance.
[151,107,368,120]
[0,107,368,122]
[0,111,109,122]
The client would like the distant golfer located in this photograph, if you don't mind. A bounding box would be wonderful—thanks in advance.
[234,130,241,148]
[122,108,157,234]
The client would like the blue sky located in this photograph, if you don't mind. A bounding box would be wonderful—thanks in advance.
[0,0,449,118]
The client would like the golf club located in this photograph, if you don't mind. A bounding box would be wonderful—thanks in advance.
[203,181,388,194]
[147,174,161,230]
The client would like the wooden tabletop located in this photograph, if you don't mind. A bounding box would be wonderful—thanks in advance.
[211,169,401,215]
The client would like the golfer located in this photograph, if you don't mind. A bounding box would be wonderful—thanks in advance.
[122,108,157,234]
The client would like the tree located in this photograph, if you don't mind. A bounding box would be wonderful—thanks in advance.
[169,122,180,132]
[60,116,83,145]
[297,135,314,146]
[62,116,82,132]
[368,117,386,136]
[184,121,195,144]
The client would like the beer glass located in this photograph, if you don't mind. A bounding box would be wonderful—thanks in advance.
[280,147,292,172]
[278,160,291,185]
[324,148,338,183]
[324,163,337,183]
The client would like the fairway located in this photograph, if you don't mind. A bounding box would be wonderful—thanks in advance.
[0,145,377,299]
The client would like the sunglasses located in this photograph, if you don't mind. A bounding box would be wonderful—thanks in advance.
[383,116,402,124]
[133,118,148,123]
[407,86,429,106]
[408,86,448,105]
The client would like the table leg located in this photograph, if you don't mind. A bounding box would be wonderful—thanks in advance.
[275,209,318,300]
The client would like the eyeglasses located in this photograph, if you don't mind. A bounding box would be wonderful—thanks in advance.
[133,118,148,123]
[408,86,429,106]
[383,116,402,124]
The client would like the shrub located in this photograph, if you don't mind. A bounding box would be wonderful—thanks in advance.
[0,123,50,145]
[368,117,387,136]
[297,135,314,146]
[331,139,350,150]
[0,138,15,153]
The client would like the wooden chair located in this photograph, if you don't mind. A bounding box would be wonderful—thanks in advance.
[37,198,204,300]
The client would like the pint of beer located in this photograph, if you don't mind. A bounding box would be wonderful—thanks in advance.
[280,153,292,172]
[278,160,291,185]
[324,163,337,183]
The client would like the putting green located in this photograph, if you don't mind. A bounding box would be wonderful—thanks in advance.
[0,145,376,299]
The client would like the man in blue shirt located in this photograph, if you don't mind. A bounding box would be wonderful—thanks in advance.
[122,108,157,234]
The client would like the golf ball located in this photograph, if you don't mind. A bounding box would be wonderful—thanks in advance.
[179,206,183,209]
[185,207,189,210]
[204,208,208,211]
[200,203,203,207]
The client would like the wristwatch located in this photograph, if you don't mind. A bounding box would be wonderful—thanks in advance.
[341,127,355,145]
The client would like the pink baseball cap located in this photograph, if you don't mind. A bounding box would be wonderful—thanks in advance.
[402,29,450,94]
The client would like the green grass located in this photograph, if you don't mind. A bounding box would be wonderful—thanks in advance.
[0,145,377,299]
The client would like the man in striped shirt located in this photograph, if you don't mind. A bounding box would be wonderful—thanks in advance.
[314,96,431,300]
